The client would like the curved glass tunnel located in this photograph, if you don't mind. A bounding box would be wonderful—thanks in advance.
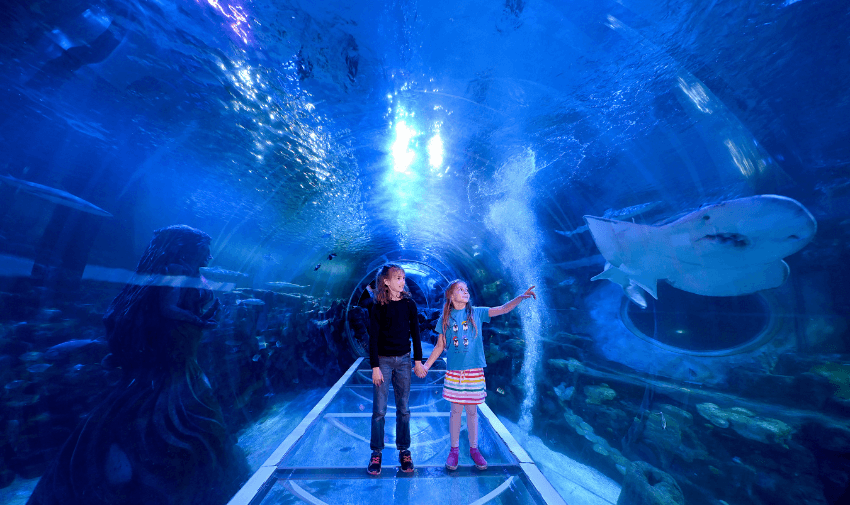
[1,1,848,504]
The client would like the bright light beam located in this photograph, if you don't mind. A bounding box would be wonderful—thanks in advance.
[391,120,416,173]
[427,133,444,171]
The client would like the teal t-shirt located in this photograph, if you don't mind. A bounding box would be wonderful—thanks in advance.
[435,306,491,370]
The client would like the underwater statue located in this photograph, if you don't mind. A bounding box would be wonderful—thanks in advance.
[28,225,249,505]
[585,195,816,304]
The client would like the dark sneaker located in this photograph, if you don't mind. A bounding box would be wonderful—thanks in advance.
[399,449,414,473]
[445,447,459,471]
[367,451,382,475]
[470,447,488,470]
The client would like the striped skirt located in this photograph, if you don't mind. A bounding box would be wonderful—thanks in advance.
[442,368,486,404]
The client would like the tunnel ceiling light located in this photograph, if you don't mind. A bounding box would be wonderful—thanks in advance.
[391,119,417,173]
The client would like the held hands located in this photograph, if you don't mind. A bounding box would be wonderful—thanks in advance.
[372,367,384,386]
[414,362,427,378]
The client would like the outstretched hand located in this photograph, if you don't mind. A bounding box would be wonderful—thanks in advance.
[519,285,537,301]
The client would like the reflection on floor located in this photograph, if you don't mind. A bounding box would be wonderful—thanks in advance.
[498,419,620,505]
[228,358,582,505]
[0,476,38,505]
[237,388,332,471]
[0,387,332,505]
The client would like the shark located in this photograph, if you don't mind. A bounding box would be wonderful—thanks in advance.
[585,195,817,301]
[0,174,113,217]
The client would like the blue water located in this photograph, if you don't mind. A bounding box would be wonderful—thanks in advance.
[1,1,848,504]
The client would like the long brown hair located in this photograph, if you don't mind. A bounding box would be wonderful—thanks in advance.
[375,264,410,305]
[441,279,476,337]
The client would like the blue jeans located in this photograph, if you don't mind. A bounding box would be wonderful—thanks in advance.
[370,354,411,452]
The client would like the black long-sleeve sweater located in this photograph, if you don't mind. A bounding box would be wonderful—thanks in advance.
[369,297,422,368]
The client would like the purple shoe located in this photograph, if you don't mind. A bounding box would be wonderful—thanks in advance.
[445,447,459,471]
[470,447,487,470]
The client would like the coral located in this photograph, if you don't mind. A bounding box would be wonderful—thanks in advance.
[485,342,507,363]
[810,362,850,399]
[696,402,794,446]
[696,403,730,428]
[617,461,685,505]
[584,383,617,404]
[658,404,693,426]
[549,357,585,372]
[553,382,574,401]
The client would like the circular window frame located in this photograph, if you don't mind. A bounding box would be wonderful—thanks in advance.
[343,253,455,358]
[619,289,783,357]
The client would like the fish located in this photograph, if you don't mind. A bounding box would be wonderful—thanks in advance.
[604,201,662,220]
[554,225,589,238]
[496,387,506,395]
[586,195,816,298]
[314,264,321,271]
[237,298,266,306]
[552,254,605,270]
[19,352,43,362]
[555,202,661,237]
[199,266,248,280]
[660,412,667,430]
[0,174,113,217]
[44,339,107,363]
[327,253,337,260]
[4,380,29,390]
[265,282,309,290]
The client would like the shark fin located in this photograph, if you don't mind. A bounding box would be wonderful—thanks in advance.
[590,262,619,282]
[584,215,656,266]
[629,275,658,300]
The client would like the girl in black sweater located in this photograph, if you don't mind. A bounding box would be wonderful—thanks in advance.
[366,264,425,475]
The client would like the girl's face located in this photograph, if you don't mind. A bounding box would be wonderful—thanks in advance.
[450,282,469,308]
[384,269,406,298]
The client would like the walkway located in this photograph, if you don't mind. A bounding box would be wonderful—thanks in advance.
[228,358,566,505]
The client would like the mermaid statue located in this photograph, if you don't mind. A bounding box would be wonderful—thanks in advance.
[29,225,249,505]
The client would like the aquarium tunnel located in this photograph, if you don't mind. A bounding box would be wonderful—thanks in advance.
[1,1,848,504]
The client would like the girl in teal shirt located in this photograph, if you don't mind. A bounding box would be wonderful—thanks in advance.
[422,280,536,470]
